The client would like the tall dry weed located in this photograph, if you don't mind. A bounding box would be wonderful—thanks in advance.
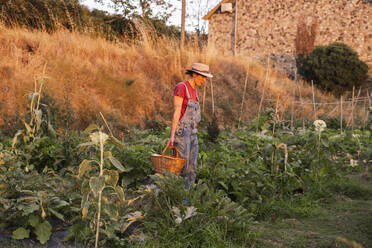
[0,23,361,133]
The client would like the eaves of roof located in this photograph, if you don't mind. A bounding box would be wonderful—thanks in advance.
[202,0,235,20]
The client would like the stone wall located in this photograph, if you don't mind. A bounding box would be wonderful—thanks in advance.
[208,11,234,55]
[208,0,372,65]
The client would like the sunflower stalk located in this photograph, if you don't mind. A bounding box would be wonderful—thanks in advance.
[95,132,105,248]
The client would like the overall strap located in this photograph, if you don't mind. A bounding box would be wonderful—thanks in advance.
[180,82,191,99]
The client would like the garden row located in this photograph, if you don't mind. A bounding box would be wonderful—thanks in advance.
[0,104,371,247]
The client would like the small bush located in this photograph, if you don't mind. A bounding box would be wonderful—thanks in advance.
[318,115,346,130]
[207,114,220,143]
[297,42,369,94]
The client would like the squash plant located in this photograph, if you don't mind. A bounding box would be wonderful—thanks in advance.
[0,78,78,244]
[0,148,76,244]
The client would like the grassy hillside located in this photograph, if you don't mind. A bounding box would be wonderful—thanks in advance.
[0,24,363,134]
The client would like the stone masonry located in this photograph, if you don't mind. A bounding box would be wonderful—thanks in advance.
[206,0,372,65]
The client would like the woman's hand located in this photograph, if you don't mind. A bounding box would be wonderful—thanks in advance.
[163,136,175,154]
[166,95,183,152]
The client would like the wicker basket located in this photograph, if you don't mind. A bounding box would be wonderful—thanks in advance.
[151,146,185,176]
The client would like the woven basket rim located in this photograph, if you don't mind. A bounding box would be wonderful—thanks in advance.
[151,154,186,161]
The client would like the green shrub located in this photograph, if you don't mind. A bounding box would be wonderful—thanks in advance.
[317,115,346,130]
[327,179,372,200]
[297,42,368,94]
[207,114,220,143]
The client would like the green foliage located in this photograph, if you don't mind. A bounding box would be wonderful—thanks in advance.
[112,129,168,187]
[97,0,175,21]
[248,108,276,132]
[77,127,148,247]
[0,0,83,31]
[10,81,83,173]
[138,173,255,247]
[12,228,30,240]
[0,157,77,244]
[0,0,180,42]
[297,42,369,94]
[206,114,220,143]
[34,220,52,244]
[327,178,372,200]
[1,105,371,246]
[318,115,346,130]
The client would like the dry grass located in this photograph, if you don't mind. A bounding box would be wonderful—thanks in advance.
[0,24,366,132]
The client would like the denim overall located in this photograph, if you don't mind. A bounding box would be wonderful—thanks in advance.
[174,82,201,190]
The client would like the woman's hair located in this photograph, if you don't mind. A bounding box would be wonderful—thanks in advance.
[186,70,201,77]
[185,70,193,76]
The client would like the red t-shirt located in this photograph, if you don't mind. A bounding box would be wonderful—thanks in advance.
[174,81,199,121]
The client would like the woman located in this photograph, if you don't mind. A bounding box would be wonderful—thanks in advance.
[165,63,213,190]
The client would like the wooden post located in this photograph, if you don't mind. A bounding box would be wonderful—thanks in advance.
[326,105,338,118]
[238,70,249,128]
[351,86,355,132]
[311,80,317,120]
[180,0,186,51]
[363,98,367,129]
[273,95,280,135]
[366,89,371,177]
[366,89,371,130]
[202,81,206,113]
[296,82,305,131]
[290,83,295,131]
[340,95,343,135]
[347,87,361,128]
[211,79,215,114]
[257,56,270,132]
[233,0,238,55]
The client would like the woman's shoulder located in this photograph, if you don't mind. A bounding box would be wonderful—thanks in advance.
[175,81,188,88]
[174,81,188,97]
[174,81,189,91]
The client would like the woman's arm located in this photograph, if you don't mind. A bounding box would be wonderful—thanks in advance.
[166,95,183,148]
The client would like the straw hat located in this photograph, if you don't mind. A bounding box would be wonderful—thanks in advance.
[186,63,213,78]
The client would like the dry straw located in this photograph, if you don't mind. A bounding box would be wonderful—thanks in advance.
[0,22,368,131]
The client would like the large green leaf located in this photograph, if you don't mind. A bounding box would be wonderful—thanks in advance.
[321,138,329,148]
[218,181,229,191]
[77,142,94,154]
[109,136,125,148]
[83,124,100,134]
[22,203,40,215]
[51,199,69,209]
[103,169,119,187]
[78,160,92,178]
[48,208,65,221]
[12,227,30,240]
[81,180,90,195]
[108,157,126,172]
[64,223,91,242]
[89,176,105,197]
[103,202,119,221]
[115,186,125,205]
[104,151,113,158]
[28,215,40,228]
[34,221,52,244]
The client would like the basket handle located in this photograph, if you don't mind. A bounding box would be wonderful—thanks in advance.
[161,145,179,158]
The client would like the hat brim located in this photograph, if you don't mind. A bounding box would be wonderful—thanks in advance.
[187,69,213,78]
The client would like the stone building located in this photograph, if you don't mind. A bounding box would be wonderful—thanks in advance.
[203,0,372,68]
